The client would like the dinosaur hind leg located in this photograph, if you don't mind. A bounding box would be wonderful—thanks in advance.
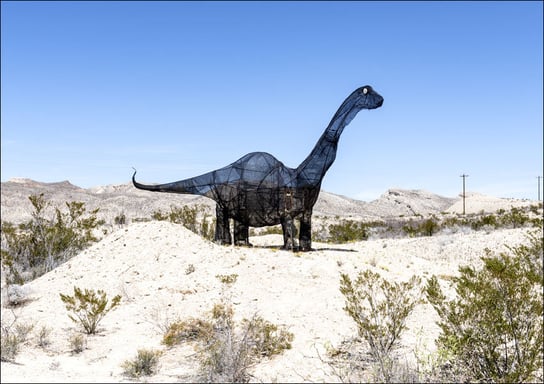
[214,205,232,245]
[299,211,313,252]
[234,220,252,247]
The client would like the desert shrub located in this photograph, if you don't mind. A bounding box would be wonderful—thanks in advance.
[420,217,440,236]
[113,212,126,227]
[328,220,370,243]
[401,221,418,238]
[122,348,162,378]
[240,315,294,358]
[152,204,215,240]
[59,287,121,334]
[339,270,421,382]
[1,324,21,362]
[0,313,34,362]
[530,215,543,228]
[216,273,238,285]
[3,284,32,307]
[36,325,52,348]
[68,332,86,354]
[470,213,499,230]
[161,299,293,383]
[198,302,254,383]
[1,194,101,284]
[162,318,214,347]
[402,218,440,237]
[529,203,542,215]
[425,232,543,383]
[185,263,196,275]
[251,225,283,237]
[198,302,293,383]
[500,206,529,228]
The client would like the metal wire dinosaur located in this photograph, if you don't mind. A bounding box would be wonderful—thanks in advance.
[133,85,383,251]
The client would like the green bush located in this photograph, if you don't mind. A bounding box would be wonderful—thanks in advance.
[327,220,370,243]
[470,213,499,230]
[152,204,215,240]
[1,194,101,284]
[425,232,543,383]
[402,218,440,237]
[420,218,440,236]
[500,206,529,228]
[60,287,121,334]
[339,270,421,382]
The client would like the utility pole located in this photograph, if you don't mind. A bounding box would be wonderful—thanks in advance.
[538,176,542,201]
[460,174,469,215]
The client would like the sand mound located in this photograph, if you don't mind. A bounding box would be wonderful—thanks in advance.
[1,219,534,382]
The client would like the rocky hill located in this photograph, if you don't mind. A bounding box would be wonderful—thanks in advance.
[3,178,538,227]
[1,178,461,225]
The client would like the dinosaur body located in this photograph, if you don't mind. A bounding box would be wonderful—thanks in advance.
[133,85,383,251]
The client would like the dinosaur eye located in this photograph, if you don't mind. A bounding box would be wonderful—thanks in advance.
[363,87,368,95]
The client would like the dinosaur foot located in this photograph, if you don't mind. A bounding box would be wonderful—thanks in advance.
[234,241,253,247]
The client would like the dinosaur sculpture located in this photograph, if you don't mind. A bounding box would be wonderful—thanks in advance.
[133,85,383,251]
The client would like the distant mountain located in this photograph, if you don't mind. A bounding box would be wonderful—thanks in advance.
[2,178,536,225]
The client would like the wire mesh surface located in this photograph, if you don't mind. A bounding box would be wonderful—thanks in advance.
[133,86,383,250]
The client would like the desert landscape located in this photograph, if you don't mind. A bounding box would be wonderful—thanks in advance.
[1,178,542,383]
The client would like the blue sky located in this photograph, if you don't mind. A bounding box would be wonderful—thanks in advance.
[2,1,543,201]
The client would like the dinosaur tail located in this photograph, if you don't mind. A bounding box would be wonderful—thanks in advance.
[132,168,215,196]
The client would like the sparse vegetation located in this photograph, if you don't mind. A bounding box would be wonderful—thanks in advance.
[122,348,162,378]
[185,263,196,275]
[113,212,127,227]
[59,287,121,334]
[0,312,34,362]
[337,270,421,382]
[162,318,214,347]
[198,301,294,383]
[216,273,238,285]
[3,284,32,307]
[1,323,21,362]
[250,225,283,236]
[425,231,543,383]
[68,332,86,354]
[327,220,370,243]
[152,204,215,240]
[1,194,101,284]
[36,325,52,348]
[310,205,541,243]
[161,298,293,383]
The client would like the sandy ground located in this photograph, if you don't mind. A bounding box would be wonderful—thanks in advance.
[1,218,537,383]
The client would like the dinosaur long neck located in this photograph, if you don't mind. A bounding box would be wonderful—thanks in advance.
[296,93,361,187]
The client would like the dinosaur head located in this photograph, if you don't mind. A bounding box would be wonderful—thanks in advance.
[356,85,384,110]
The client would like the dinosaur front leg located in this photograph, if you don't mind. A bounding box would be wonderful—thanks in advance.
[299,210,313,252]
[214,205,232,245]
[234,220,252,247]
[280,216,297,251]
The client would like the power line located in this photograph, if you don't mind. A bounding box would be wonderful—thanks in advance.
[460,174,469,215]
[538,176,542,201]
